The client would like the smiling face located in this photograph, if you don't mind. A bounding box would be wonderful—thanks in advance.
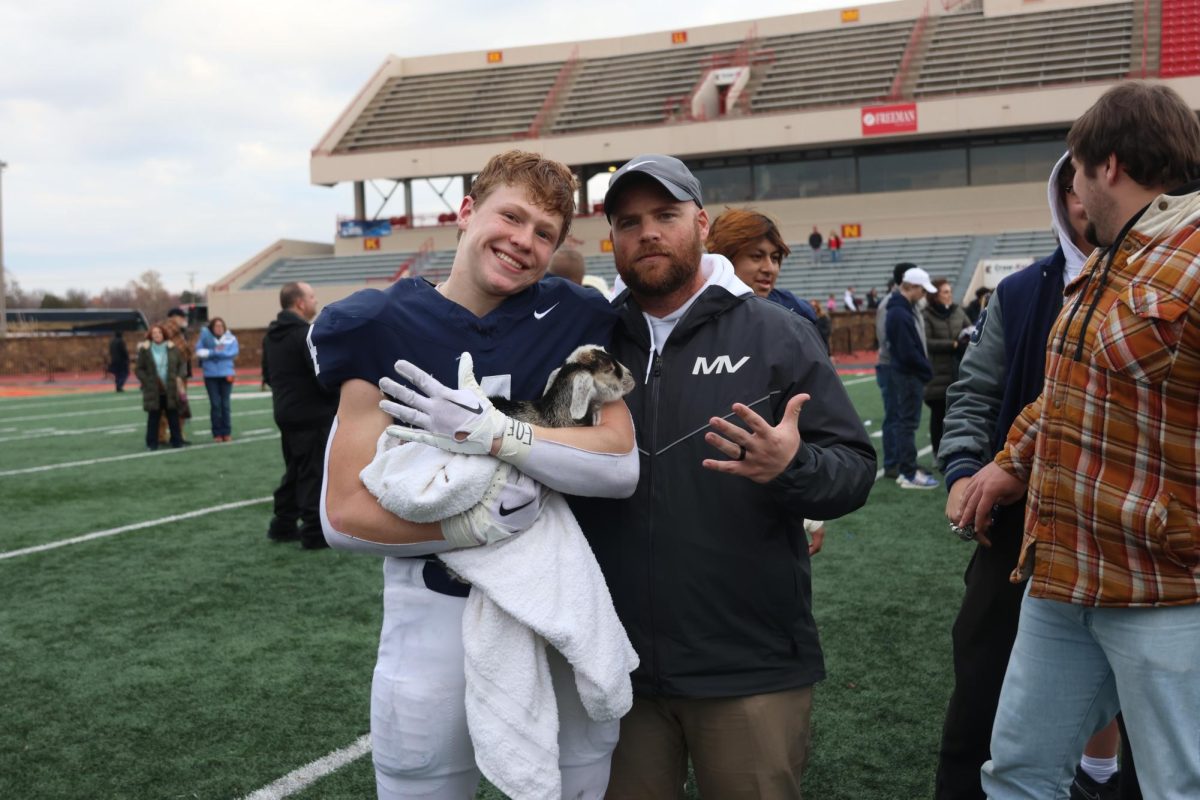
[149,326,165,344]
[444,183,563,315]
[609,179,708,314]
[731,237,783,298]
[936,283,953,306]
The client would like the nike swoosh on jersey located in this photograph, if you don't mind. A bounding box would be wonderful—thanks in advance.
[533,302,560,320]
[498,498,535,517]
[447,398,483,414]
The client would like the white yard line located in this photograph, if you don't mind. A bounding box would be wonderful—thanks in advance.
[241,735,372,800]
[0,430,279,477]
[0,409,276,444]
[0,391,272,424]
[0,496,273,561]
[874,444,934,480]
[841,376,876,387]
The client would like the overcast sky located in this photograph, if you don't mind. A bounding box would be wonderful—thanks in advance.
[0,0,888,297]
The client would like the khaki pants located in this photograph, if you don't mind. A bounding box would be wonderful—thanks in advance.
[606,687,813,800]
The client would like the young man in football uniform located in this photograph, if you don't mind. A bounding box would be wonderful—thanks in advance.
[309,150,638,799]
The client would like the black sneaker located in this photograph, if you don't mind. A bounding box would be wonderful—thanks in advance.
[267,521,300,543]
[883,467,900,479]
[1070,767,1120,800]
[300,535,330,550]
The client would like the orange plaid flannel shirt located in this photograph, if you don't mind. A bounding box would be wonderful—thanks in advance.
[996,187,1200,607]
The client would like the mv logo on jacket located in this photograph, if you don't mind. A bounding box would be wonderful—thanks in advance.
[692,355,750,375]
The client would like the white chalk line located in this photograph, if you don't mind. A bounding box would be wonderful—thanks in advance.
[0,392,273,424]
[0,430,280,477]
[0,496,273,561]
[241,735,372,800]
[0,409,276,444]
[841,376,876,387]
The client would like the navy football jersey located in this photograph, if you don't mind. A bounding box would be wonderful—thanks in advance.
[309,276,619,402]
[767,287,817,322]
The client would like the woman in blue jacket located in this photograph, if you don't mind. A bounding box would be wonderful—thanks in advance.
[195,317,239,441]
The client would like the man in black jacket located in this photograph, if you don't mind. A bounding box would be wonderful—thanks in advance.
[886,266,939,489]
[262,281,338,549]
[575,155,876,798]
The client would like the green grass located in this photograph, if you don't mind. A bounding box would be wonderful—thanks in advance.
[0,378,968,799]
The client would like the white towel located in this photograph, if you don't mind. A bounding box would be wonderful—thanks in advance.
[362,435,638,800]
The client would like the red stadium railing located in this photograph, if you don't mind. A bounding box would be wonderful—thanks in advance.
[888,2,930,100]
[683,25,761,122]
[527,47,579,138]
[312,58,393,157]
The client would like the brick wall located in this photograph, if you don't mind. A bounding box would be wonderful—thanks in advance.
[0,330,269,377]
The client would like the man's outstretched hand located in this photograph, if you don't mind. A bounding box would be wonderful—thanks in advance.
[702,393,809,483]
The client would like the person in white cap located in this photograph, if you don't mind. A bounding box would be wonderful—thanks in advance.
[885,265,939,488]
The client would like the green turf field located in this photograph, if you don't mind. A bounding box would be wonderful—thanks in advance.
[0,379,967,799]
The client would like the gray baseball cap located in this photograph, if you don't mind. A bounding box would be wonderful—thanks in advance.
[603,154,703,220]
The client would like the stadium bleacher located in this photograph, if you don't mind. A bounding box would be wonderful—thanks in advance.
[246,230,1065,308]
[915,3,1132,97]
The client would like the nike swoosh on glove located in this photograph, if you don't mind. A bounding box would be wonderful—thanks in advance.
[381,352,533,464]
[440,464,548,548]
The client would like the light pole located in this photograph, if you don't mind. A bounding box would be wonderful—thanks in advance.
[0,159,7,338]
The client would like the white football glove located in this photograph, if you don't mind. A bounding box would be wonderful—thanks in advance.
[195,348,211,359]
[380,352,533,464]
[440,464,547,548]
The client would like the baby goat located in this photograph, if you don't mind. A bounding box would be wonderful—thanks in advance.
[491,345,635,427]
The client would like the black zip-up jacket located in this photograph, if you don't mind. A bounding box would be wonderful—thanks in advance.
[262,310,338,431]
[573,286,876,698]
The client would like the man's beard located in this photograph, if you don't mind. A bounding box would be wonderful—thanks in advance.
[616,232,703,299]
[1085,221,1107,248]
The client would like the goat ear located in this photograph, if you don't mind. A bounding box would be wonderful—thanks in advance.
[568,372,596,420]
[542,367,561,398]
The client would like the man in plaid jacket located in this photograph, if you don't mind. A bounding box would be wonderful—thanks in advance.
[959,82,1200,798]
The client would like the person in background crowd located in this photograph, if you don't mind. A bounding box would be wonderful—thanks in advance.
[936,153,1134,800]
[964,286,991,325]
[828,229,842,262]
[548,248,586,285]
[108,330,129,392]
[159,307,193,444]
[844,285,859,312]
[571,154,874,799]
[922,278,970,458]
[875,263,913,478]
[960,81,1200,800]
[866,287,880,309]
[135,324,186,450]
[826,294,836,313]
[196,317,239,442]
[809,225,823,264]
[704,208,816,322]
[262,282,338,549]
[886,266,938,489]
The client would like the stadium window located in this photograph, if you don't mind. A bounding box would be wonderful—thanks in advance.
[692,164,753,204]
[858,147,967,192]
[969,140,1067,186]
[753,158,856,200]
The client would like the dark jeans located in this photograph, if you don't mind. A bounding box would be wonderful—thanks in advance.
[272,424,331,541]
[204,376,233,437]
[887,369,924,476]
[112,366,129,392]
[926,396,946,458]
[146,394,182,449]
[876,364,894,471]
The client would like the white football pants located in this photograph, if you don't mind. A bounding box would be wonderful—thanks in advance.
[371,558,619,799]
